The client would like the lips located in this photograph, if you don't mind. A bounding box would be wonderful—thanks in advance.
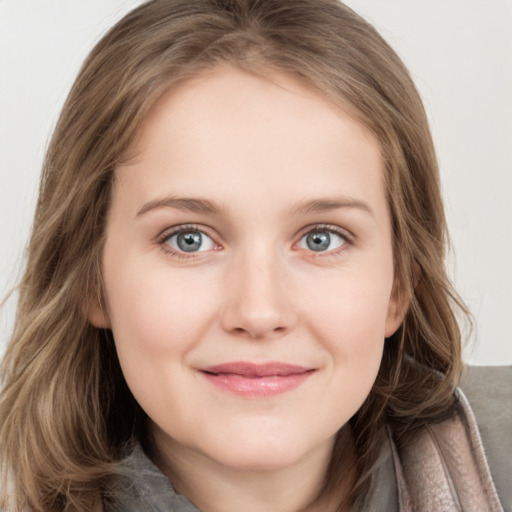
[198,362,314,397]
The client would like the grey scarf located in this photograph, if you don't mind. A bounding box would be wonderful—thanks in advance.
[391,389,503,511]
[110,389,503,511]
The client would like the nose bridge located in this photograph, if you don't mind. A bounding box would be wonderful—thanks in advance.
[221,243,296,338]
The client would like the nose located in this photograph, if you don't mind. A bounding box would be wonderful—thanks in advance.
[220,250,297,340]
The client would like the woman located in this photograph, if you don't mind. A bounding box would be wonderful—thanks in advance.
[0,1,508,510]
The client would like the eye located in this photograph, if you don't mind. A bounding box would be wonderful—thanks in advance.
[297,228,347,252]
[163,229,215,253]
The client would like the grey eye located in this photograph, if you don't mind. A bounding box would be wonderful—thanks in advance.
[166,231,215,253]
[306,232,329,251]
[299,230,345,252]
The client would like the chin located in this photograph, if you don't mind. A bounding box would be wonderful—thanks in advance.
[202,433,324,473]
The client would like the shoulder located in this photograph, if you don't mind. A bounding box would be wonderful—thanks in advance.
[460,365,512,512]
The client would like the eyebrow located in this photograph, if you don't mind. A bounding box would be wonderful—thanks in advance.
[288,196,374,216]
[136,195,374,218]
[136,197,224,217]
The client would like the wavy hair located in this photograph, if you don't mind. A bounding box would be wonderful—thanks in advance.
[0,0,468,510]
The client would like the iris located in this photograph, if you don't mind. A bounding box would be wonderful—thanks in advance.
[177,232,203,252]
[306,231,331,251]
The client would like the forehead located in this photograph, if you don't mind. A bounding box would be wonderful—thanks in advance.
[115,66,387,221]
[126,65,381,164]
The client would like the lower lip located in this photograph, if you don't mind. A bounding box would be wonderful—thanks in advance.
[200,371,314,397]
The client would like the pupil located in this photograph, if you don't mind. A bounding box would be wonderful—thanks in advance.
[307,232,330,251]
[178,232,202,252]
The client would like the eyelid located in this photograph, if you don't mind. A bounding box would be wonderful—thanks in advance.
[296,223,354,242]
[294,224,354,254]
[156,224,221,256]
[155,222,354,259]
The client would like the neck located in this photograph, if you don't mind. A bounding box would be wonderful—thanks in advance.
[149,426,356,512]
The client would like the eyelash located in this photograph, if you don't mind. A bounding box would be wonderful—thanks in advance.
[156,223,354,259]
[156,224,216,259]
[296,224,353,256]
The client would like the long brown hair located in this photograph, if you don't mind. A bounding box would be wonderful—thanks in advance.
[0,1,467,510]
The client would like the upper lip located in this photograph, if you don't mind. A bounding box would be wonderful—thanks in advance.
[200,361,312,377]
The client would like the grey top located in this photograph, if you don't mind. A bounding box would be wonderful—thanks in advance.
[108,366,512,512]
[110,439,398,512]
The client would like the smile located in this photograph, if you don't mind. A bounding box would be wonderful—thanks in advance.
[199,362,315,397]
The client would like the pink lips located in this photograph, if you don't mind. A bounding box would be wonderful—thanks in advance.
[199,362,314,397]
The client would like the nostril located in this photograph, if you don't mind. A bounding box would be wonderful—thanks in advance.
[220,284,297,339]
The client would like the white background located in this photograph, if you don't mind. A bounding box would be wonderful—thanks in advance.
[1,1,511,365]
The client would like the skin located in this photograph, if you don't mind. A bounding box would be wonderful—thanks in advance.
[90,66,406,512]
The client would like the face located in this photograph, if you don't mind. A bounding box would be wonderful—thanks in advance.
[91,67,404,475]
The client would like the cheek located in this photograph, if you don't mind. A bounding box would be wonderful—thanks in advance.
[102,256,222,385]
[302,270,392,385]
[307,269,392,341]
[103,261,222,417]
[305,285,388,425]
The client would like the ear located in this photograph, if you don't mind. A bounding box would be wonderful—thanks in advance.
[86,297,111,329]
[384,276,410,338]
